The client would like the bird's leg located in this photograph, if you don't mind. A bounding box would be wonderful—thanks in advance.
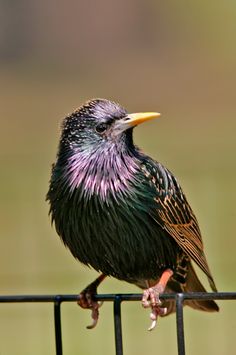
[77,274,107,329]
[142,269,173,331]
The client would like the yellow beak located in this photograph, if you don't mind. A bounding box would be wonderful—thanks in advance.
[126,112,161,127]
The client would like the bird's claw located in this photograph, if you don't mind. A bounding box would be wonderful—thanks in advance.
[142,284,164,308]
[77,274,106,329]
[86,301,104,329]
[148,305,167,331]
[77,288,103,330]
[142,284,165,331]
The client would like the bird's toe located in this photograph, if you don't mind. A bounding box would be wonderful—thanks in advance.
[142,283,167,331]
[78,292,103,329]
[142,284,164,308]
[78,290,93,309]
[148,305,167,331]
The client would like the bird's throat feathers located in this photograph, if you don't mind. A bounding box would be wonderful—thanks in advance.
[61,143,139,201]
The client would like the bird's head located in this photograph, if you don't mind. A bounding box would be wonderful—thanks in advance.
[61,98,160,152]
[57,99,160,197]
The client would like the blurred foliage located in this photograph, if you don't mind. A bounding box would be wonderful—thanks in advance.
[0,1,236,354]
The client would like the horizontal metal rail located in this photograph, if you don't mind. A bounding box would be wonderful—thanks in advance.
[0,292,235,355]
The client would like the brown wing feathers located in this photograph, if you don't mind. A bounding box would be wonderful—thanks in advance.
[152,166,217,292]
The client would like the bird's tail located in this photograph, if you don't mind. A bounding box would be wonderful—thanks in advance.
[182,262,219,312]
[161,262,219,316]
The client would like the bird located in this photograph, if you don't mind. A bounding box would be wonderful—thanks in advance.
[47,98,219,331]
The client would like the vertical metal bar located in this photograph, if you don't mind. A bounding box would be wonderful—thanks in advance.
[113,295,123,355]
[176,293,185,355]
[54,297,63,355]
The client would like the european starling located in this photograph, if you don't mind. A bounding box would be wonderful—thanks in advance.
[47,98,219,330]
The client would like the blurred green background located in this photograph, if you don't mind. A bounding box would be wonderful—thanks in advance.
[1,1,236,354]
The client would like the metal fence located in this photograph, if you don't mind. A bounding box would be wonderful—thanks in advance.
[0,292,235,355]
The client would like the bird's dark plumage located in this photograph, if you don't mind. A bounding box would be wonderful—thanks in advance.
[47,98,219,327]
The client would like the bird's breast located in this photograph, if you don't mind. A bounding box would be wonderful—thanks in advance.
[51,177,178,282]
[63,146,142,203]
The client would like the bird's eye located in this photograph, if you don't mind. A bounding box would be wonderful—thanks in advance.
[95,123,108,134]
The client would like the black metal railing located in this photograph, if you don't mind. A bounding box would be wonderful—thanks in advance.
[0,292,235,355]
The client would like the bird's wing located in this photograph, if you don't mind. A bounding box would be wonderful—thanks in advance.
[142,161,217,291]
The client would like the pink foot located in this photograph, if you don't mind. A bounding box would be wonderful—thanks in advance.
[142,269,173,331]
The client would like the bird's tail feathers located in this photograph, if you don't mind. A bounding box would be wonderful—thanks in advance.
[160,262,219,316]
[183,262,219,312]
